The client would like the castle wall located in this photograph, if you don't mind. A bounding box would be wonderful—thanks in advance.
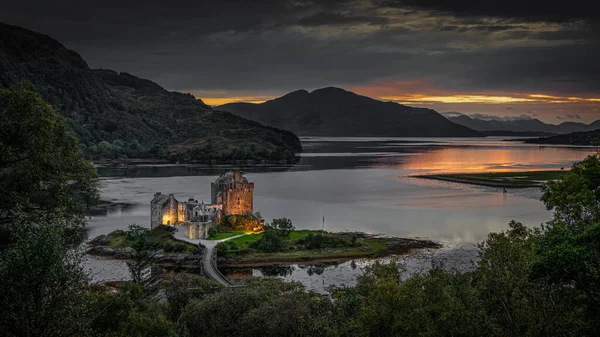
[177,202,187,223]
[150,203,162,229]
[186,222,211,239]
[222,182,254,215]
[161,194,179,225]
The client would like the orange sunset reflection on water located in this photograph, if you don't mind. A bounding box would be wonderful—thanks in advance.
[393,144,596,174]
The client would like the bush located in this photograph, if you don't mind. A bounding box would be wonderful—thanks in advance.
[250,230,284,253]
[172,243,186,253]
[208,226,218,238]
[267,218,295,237]
[163,241,174,253]
[298,233,352,250]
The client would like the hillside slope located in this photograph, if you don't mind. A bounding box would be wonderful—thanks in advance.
[523,129,600,146]
[449,115,600,134]
[220,88,482,137]
[0,22,301,161]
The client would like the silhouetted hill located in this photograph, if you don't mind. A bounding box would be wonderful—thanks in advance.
[482,130,557,137]
[449,115,600,134]
[0,22,301,161]
[523,129,600,145]
[219,87,482,137]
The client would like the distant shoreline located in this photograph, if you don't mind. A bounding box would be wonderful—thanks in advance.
[415,170,568,188]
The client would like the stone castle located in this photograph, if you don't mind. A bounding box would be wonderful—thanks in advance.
[150,170,254,238]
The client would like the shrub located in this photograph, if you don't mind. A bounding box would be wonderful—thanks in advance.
[250,230,283,253]
[208,226,218,238]
[172,243,186,253]
[163,241,174,253]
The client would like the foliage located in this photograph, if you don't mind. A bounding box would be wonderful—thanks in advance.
[162,273,223,321]
[0,223,92,337]
[180,278,331,337]
[335,261,489,337]
[267,217,295,237]
[87,282,175,337]
[221,214,262,231]
[208,226,218,238]
[475,221,580,336]
[0,83,98,243]
[125,224,159,288]
[106,225,197,255]
[542,153,600,232]
[297,232,356,250]
[250,229,284,253]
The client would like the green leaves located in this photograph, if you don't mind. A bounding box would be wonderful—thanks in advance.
[0,223,91,336]
[542,154,600,232]
[0,83,98,243]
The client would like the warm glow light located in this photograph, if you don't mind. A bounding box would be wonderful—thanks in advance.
[380,94,600,105]
[196,85,600,109]
[201,97,269,106]
[384,95,537,104]
[162,214,173,225]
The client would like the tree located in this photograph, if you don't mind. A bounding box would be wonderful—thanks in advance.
[250,229,283,252]
[126,224,159,289]
[532,222,600,331]
[541,153,600,232]
[0,223,92,336]
[476,221,580,336]
[269,217,295,237]
[162,273,222,321]
[0,83,98,243]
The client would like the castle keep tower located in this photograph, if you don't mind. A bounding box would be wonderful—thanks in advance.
[211,170,254,216]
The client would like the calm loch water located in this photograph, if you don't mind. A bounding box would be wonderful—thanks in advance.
[86,137,596,289]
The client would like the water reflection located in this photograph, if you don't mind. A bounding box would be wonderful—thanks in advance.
[86,137,597,288]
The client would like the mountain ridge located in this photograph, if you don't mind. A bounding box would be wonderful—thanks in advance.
[0,22,302,161]
[448,114,600,134]
[219,87,483,137]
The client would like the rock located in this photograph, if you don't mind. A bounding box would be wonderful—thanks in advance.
[89,234,109,246]
[153,249,165,259]
[363,245,372,251]
[88,247,115,256]
[120,247,135,254]
[175,254,191,263]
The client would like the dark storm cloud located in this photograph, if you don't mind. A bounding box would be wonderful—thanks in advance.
[377,0,600,22]
[0,0,598,103]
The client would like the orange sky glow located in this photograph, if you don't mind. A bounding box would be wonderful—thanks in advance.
[196,81,600,123]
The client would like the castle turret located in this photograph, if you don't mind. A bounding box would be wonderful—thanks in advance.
[211,170,254,216]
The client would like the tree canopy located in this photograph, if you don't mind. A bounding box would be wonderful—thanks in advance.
[0,83,98,242]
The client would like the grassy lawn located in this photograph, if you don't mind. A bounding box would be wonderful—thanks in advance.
[106,226,198,255]
[207,229,247,241]
[216,230,410,263]
[423,170,568,188]
[225,233,264,249]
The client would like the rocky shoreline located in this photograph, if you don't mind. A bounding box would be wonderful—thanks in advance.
[87,231,440,270]
[219,235,441,268]
[86,234,202,269]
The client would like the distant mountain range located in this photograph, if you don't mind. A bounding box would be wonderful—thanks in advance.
[448,114,600,135]
[0,22,301,161]
[219,88,482,137]
[523,129,600,146]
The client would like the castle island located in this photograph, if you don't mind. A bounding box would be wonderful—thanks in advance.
[150,170,260,239]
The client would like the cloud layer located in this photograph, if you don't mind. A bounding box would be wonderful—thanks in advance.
[1,0,599,122]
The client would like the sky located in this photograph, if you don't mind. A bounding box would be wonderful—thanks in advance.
[1,0,599,123]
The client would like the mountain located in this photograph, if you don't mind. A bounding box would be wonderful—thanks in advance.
[0,22,301,161]
[448,115,600,134]
[219,88,482,137]
[481,130,557,137]
[523,129,600,146]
